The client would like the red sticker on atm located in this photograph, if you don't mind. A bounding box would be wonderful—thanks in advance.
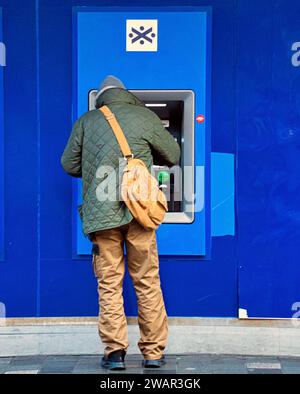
[196,115,205,123]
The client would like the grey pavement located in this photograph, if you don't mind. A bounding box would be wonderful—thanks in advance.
[0,354,299,374]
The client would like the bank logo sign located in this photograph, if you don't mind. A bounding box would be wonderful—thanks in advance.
[126,20,158,52]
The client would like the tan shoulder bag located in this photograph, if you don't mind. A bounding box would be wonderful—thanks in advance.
[99,105,168,230]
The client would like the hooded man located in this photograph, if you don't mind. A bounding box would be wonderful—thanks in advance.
[61,75,180,370]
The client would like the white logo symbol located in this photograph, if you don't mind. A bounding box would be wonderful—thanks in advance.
[126,20,158,52]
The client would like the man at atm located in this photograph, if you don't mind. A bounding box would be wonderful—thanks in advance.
[61,75,180,370]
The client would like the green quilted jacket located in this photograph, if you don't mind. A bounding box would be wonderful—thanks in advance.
[61,88,180,235]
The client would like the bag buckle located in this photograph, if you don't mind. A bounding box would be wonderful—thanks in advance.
[124,154,134,161]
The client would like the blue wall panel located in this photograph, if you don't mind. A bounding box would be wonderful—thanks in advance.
[0,0,252,319]
[2,0,298,319]
[0,8,4,261]
[0,0,38,317]
[237,0,300,318]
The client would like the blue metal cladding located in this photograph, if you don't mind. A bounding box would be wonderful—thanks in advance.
[0,0,239,318]
[0,0,38,317]
[0,0,272,319]
[0,8,4,261]
[73,7,211,257]
[237,0,300,318]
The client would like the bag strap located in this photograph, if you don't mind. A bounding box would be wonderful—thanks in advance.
[99,105,133,160]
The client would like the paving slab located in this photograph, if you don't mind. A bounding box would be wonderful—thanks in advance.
[39,360,77,374]
[0,354,298,374]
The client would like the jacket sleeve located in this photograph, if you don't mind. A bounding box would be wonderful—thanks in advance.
[148,113,181,167]
[61,117,84,178]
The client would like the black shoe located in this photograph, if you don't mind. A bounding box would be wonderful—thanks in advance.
[101,350,126,370]
[143,355,166,368]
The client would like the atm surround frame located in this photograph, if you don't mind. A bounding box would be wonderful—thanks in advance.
[72,6,212,257]
[88,89,195,224]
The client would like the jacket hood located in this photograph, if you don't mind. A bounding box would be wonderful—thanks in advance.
[94,75,126,101]
[95,88,145,109]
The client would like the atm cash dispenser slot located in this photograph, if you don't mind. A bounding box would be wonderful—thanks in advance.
[88,90,195,224]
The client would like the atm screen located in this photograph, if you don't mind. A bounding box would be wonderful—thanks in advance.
[145,101,183,149]
[144,101,184,213]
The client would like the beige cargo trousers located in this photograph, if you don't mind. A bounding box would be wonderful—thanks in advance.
[91,219,168,360]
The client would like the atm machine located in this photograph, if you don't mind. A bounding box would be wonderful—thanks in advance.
[88,89,195,224]
[73,7,211,256]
